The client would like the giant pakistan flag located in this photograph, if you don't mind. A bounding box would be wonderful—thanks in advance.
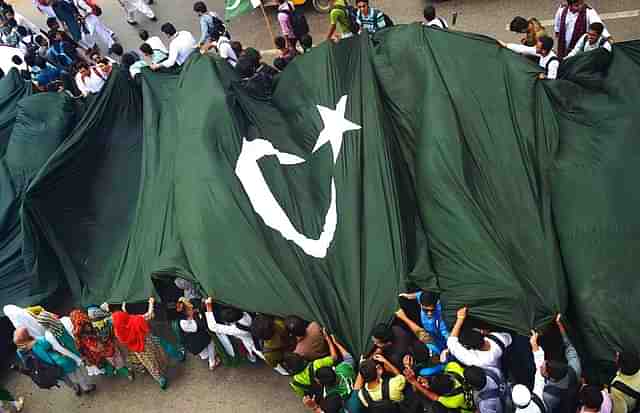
[1,25,639,366]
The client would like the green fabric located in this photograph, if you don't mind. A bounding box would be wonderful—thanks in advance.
[331,361,356,398]
[0,69,31,157]
[0,26,639,369]
[224,0,257,20]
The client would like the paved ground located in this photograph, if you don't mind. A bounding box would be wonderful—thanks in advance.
[3,0,640,412]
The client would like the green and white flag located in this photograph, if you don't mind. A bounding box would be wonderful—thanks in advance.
[225,0,261,20]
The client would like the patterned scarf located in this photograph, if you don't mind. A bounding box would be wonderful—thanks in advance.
[558,4,590,58]
[27,306,66,338]
[70,310,115,366]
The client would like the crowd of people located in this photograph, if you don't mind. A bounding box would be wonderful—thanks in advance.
[0,0,634,412]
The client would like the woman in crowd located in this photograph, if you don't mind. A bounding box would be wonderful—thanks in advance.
[175,297,220,370]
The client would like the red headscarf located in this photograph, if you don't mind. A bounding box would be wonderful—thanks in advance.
[111,311,150,353]
[70,309,115,366]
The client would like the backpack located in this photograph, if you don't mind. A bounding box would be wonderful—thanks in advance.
[359,379,400,413]
[382,13,394,28]
[206,13,228,40]
[611,381,640,413]
[279,2,310,39]
[16,350,63,390]
[334,4,359,34]
[478,368,513,412]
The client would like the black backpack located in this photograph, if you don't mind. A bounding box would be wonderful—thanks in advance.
[334,4,359,34]
[206,13,228,39]
[16,350,63,389]
[382,13,394,28]
[360,379,400,413]
[279,2,310,39]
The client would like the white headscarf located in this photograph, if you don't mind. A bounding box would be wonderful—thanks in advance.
[3,304,46,338]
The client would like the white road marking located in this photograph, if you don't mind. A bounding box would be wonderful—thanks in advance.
[505,9,640,30]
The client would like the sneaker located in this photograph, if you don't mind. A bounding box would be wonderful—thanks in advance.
[14,397,24,412]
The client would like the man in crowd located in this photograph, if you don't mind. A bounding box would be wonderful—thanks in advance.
[192,1,225,54]
[74,60,106,96]
[399,290,449,351]
[511,331,547,413]
[251,314,294,375]
[422,5,448,29]
[566,22,612,58]
[497,35,560,80]
[285,315,329,362]
[610,351,640,413]
[355,0,385,34]
[150,22,195,70]
[326,0,352,42]
[211,30,237,67]
[554,0,609,58]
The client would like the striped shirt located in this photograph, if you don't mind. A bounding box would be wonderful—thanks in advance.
[356,8,386,33]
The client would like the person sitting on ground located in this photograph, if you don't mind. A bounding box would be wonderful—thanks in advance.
[150,22,196,70]
[355,0,385,34]
[541,314,582,413]
[497,35,560,80]
[422,5,448,29]
[251,313,295,375]
[404,359,474,413]
[139,29,167,54]
[464,365,505,413]
[566,22,611,58]
[210,30,237,67]
[175,297,220,371]
[192,1,225,53]
[283,329,340,397]
[511,330,547,412]
[300,34,312,53]
[447,307,512,375]
[577,384,612,413]
[285,315,329,362]
[358,354,406,410]
[399,290,449,350]
[395,309,443,377]
[204,297,262,363]
[609,351,640,413]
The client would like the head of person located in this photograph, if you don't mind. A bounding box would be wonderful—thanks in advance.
[76,61,90,77]
[138,29,150,41]
[568,0,584,13]
[230,40,243,56]
[587,22,604,44]
[176,297,195,316]
[34,55,47,69]
[121,52,138,68]
[236,55,256,78]
[282,352,308,375]
[6,17,15,29]
[35,35,48,47]
[459,327,485,350]
[0,68,5,79]
[274,36,287,51]
[300,34,312,51]
[359,359,382,383]
[429,373,455,395]
[53,30,64,43]
[109,43,124,57]
[89,50,101,62]
[11,55,22,66]
[419,291,439,315]
[356,0,369,16]
[319,394,344,413]
[161,22,177,38]
[463,366,487,390]
[193,1,207,15]
[536,35,554,56]
[509,16,529,33]
[13,327,32,346]
[250,314,275,340]
[511,384,532,409]
[97,57,112,74]
[284,315,308,338]
[371,323,393,349]
[617,352,640,376]
[315,366,338,387]
[579,385,604,410]
[528,18,544,33]
[423,6,436,23]
[139,42,153,57]
[46,17,59,30]
[219,307,243,324]
[542,360,569,382]
[16,25,27,37]
[24,53,36,67]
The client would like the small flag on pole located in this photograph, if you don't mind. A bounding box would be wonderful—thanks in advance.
[225,0,261,20]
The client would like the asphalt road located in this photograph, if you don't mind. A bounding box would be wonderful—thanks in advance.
[3,0,640,412]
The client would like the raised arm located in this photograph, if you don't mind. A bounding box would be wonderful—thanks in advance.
[324,329,339,362]
[330,335,353,366]
[373,354,401,377]
[556,314,582,378]
[395,308,422,335]
[143,297,155,321]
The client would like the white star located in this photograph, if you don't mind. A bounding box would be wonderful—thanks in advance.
[312,95,361,164]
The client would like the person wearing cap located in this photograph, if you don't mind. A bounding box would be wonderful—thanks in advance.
[511,331,547,412]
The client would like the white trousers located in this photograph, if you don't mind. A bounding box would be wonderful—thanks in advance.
[122,0,155,22]
[197,341,217,367]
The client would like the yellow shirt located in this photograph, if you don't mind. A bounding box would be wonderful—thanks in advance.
[358,375,406,407]
[611,370,640,413]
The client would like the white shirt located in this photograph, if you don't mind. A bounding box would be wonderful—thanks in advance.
[216,36,238,67]
[447,332,512,371]
[161,31,196,68]
[506,43,560,80]
[75,68,106,96]
[146,36,168,54]
[516,349,546,413]
[424,17,448,29]
[204,311,262,359]
[566,33,612,58]
[554,6,610,48]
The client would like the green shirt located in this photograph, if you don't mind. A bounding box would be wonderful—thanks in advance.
[291,356,334,397]
[330,1,350,35]
[324,360,356,399]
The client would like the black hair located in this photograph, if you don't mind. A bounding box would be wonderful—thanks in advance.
[282,352,308,375]
[429,374,455,395]
[219,307,243,323]
[419,291,438,307]
[243,47,260,65]
[319,394,344,413]
[273,57,287,71]
[138,29,149,41]
[193,1,207,13]
[3,4,13,14]
[274,36,286,50]
[7,18,16,28]
[463,366,486,390]
[284,315,307,338]
[11,55,23,65]
[0,68,5,79]
[589,22,604,36]
[34,55,47,69]
[315,366,337,387]
[300,34,312,51]
[35,35,47,46]
[618,352,640,376]
[580,385,603,409]
[546,360,569,381]
[75,61,90,71]
[161,23,177,37]
[96,57,110,66]
[356,0,368,3]
[231,40,242,54]
[459,327,484,350]
[423,6,436,21]
[236,55,256,78]
[121,52,138,67]
[509,16,529,33]
[139,43,153,56]
[16,25,27,37]
[359,359,378,382]
[538,35,554,52]
[109,43,124,56]
[24,53,36,67]
[372,323,393,343]
[46,17,59,29]
[250,314,275,340]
